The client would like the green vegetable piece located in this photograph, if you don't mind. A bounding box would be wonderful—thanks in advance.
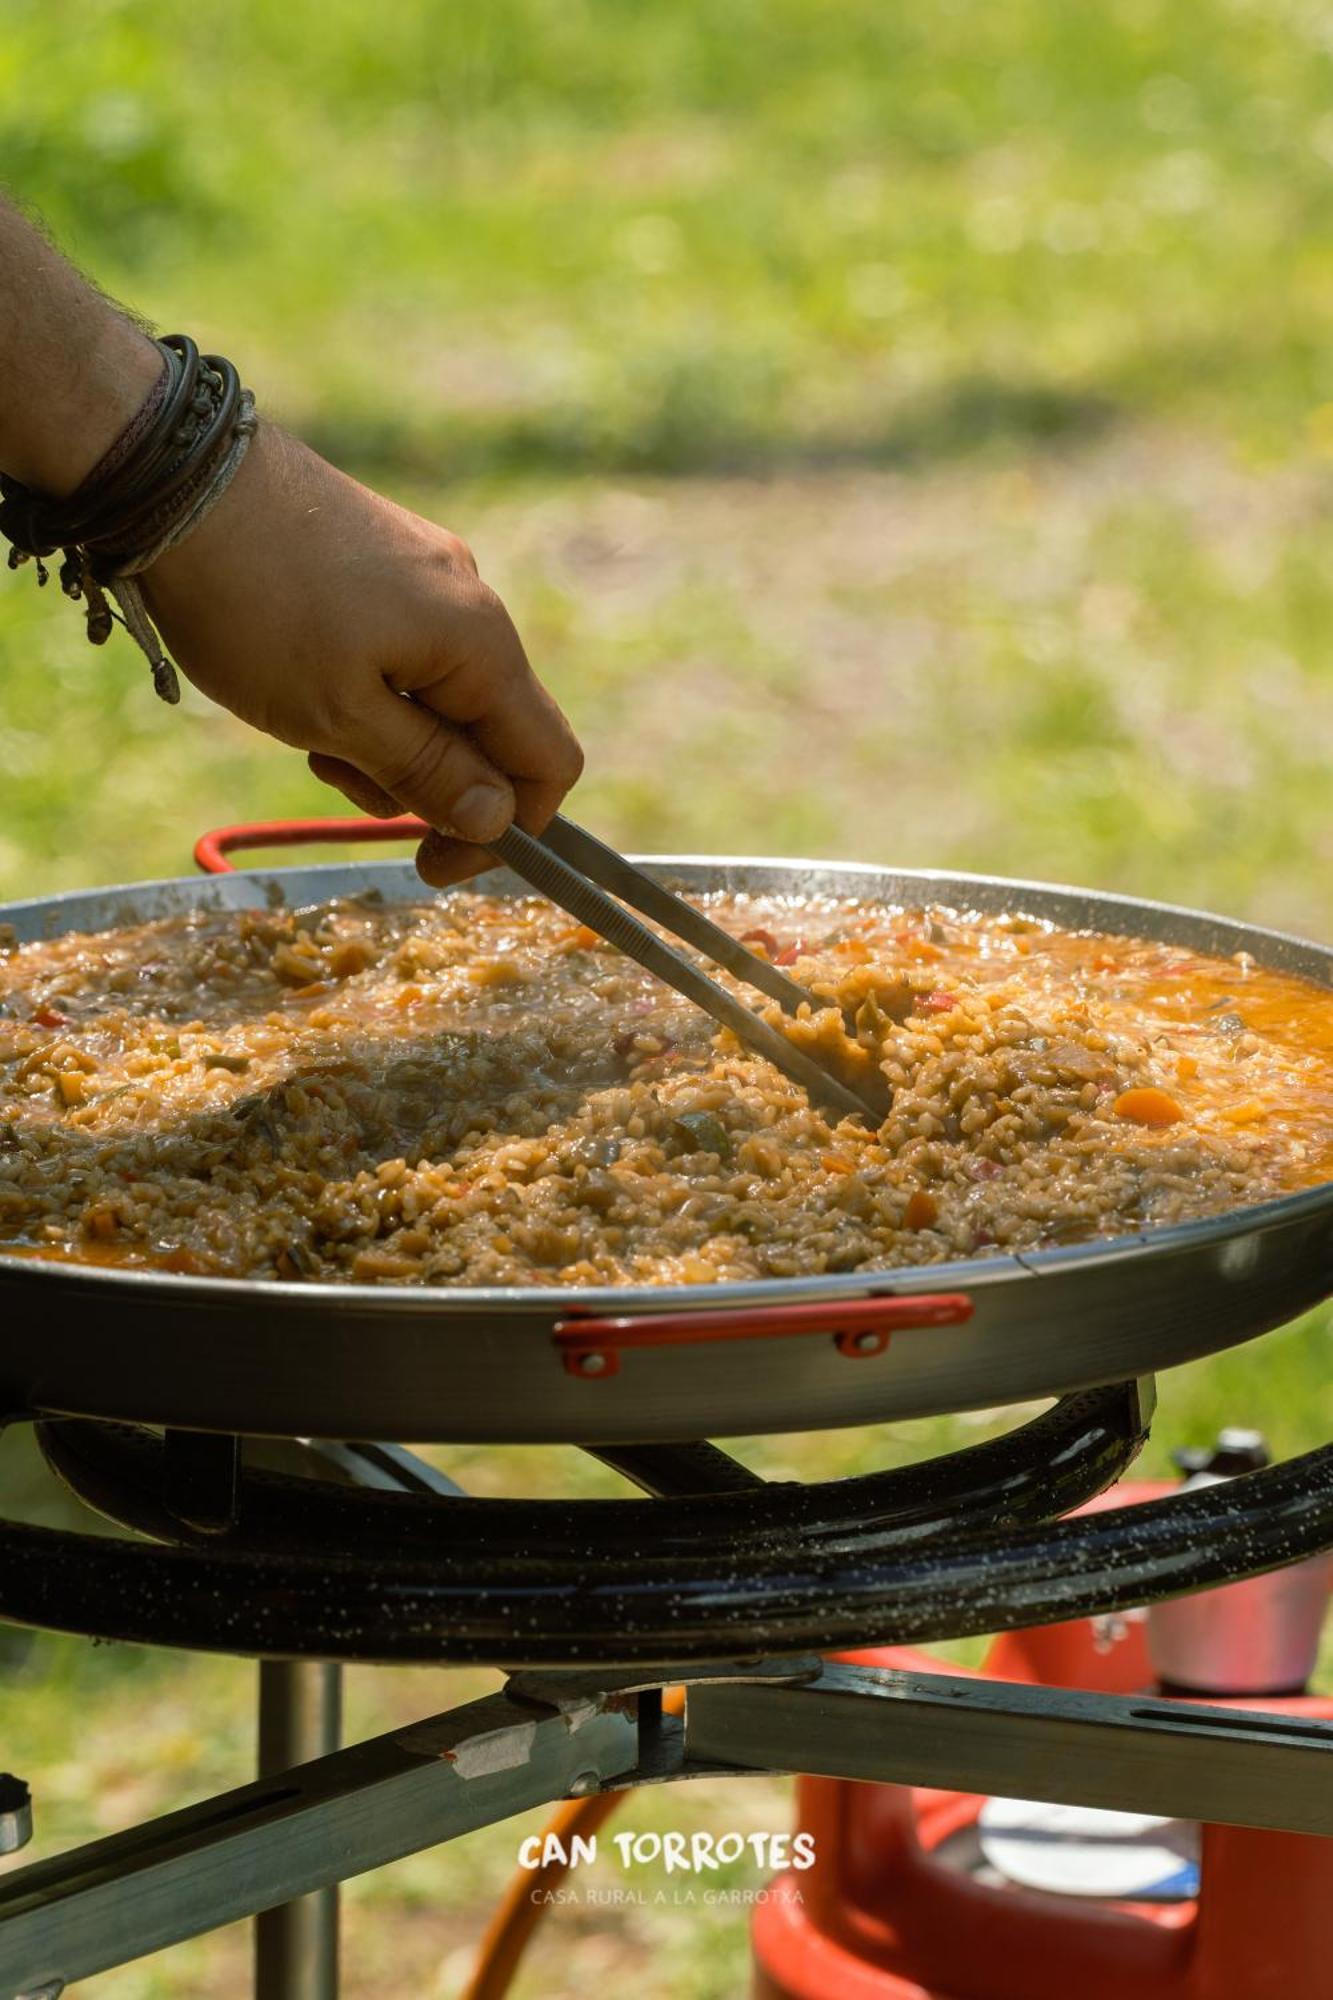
[670,1109,732,1159]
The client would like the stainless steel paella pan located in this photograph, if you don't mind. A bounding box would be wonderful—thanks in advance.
[2,850,1331,1445]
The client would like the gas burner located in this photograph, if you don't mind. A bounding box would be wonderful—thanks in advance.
[16,1381,1159,1665]
[4,1378,1333,1998]
[0,1376,1328,1669]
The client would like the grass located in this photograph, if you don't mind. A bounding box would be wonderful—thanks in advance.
[10,0,1333,475]
[3,2,1333,1994]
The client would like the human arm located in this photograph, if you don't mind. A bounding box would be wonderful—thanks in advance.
[0,199,162,496]
[0,198,582,883]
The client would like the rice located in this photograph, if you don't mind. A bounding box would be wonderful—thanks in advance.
[0,887,1329,1286]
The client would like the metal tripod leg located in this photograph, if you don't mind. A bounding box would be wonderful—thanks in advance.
[0,1676,644,1994]
[8,1659,1333,1996]
[254,1661,342,2000]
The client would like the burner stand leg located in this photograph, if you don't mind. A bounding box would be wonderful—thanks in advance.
[254,1662,342,2000]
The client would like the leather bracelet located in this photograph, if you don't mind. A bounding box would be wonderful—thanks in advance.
[0,334,258,703]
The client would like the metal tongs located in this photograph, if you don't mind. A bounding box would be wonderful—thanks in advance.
[489,816,892,1125]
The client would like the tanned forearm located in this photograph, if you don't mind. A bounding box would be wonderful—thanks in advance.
[0,193,584,872]
[0,196,161,496]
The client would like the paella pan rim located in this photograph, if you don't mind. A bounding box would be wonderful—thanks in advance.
[1,1179,1332,1314]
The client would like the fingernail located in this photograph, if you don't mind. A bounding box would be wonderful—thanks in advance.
[451,782,512,843]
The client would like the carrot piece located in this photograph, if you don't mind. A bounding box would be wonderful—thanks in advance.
[1225,1100,1267,1125]
[1113,1087,1185,1127]
[903,1190,939,1229]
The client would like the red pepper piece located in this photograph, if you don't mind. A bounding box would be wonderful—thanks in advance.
[741,928,780,958]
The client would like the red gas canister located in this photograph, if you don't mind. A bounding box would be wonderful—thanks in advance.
[753,1465,1333,2000]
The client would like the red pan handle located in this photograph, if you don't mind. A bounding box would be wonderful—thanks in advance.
[553,1293,973,1379]
[195,816,428,875]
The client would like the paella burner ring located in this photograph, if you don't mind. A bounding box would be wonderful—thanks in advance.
[4,1373,1333,1999]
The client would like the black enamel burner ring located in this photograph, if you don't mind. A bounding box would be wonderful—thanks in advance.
[0,1381,1327,1668]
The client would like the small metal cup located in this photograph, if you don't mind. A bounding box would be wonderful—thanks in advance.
[1147,1550,1332,1695]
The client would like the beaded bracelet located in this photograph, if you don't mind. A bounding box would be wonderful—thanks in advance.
[0,335,257,703]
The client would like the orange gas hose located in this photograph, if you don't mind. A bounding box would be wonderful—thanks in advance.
[461,1687,687,2000]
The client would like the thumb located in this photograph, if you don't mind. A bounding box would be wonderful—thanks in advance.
[349,686,515,843]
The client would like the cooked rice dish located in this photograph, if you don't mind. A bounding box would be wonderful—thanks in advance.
[1,888,1331,1285]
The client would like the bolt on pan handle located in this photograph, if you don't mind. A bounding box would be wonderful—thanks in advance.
[194,816,428,875]
[554,1293,974,1379]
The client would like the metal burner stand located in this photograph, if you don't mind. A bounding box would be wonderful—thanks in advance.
[4,1376,1333,2000]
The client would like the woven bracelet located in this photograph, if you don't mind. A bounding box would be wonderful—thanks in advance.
[0,334,258,704]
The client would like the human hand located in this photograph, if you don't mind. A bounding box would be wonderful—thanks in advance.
[140,423,582,885]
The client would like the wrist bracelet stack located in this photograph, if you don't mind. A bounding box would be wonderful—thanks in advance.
[0,334,257,703]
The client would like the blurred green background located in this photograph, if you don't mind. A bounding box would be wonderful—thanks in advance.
[3,1,1333,1994]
